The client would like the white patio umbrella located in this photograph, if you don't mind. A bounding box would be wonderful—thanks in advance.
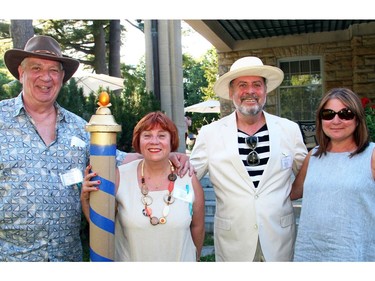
[72,71,124,96]
[184,100,220,113]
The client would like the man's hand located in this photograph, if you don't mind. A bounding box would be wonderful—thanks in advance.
[169,152,195,177]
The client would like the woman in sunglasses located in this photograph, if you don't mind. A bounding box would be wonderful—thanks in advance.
[291,88,375,261]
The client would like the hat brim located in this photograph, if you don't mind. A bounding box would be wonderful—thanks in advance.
[4,49,80,83]
[213,65,284,100]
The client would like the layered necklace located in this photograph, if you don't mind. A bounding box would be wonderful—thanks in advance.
[141,160,177,225]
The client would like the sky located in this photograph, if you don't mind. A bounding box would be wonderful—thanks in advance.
[121,20,213,65]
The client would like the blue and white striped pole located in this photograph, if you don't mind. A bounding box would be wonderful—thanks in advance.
[85,92,121,262]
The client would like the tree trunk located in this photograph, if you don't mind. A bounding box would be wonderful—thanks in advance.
[109,20,121,78]
[10,20,34,49]
[93,21,108,74]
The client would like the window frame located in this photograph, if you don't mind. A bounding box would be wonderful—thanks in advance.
[277,56,324,122]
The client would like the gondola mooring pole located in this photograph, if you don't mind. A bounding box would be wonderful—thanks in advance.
[85,92,121,261]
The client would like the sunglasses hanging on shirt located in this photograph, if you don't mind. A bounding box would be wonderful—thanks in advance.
[245,136,260,166]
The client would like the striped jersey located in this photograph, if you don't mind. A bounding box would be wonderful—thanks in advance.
[238,124,270,188]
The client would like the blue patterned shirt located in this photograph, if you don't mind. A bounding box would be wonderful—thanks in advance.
[0,93,125,261]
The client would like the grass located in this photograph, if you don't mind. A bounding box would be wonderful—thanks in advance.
[201,233,215,262]
[200,254,215,262]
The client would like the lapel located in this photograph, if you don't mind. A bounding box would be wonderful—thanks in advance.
[218,111,284,193]
[256,112,282,192]
[219,112,257,192]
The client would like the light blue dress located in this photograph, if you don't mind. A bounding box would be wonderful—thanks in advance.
[294,143,375,261]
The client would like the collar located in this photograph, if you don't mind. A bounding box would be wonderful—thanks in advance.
[12,92,67,123]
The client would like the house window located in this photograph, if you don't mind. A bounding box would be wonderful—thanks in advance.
[278,58,323,121]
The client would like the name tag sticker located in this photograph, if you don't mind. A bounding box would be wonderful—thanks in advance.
[60,168,83,186]
[71,136,86,148]
[173,184,194,203]
[281,155,292,170]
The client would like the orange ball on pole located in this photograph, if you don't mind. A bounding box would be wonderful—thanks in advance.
[98,91,110,107]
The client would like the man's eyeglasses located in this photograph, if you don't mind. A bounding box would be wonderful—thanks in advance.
[320,108,355,121]
[245,136,260,166]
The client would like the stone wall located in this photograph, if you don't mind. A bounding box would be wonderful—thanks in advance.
[216,25,375,117]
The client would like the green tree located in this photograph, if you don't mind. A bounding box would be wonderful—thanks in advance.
[0,42,22,101]
[200,47,218,100]
[57,79,92,121]
[182,48,219,135]
[183,53,207,106]
[111,62,160,151]
[0,20,11,38]
[38,20,124,76]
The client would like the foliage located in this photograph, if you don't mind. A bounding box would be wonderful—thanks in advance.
[0,45,23,100]
[182,50,220,136]
[200,254,215,262]
[36,20,126,75]
[39,20,106,64]
[0,76,22,100]
[279,85,322,121]
[111,62,160,152]
[203,233,214,246]
[199,233,215,262]
[0,20,11,38]
[200,48,218,100]
[183,53,207,105]
[57,79,92,121]
[111,88,160,152]
[361,97,375,142]
[279,62,322,121]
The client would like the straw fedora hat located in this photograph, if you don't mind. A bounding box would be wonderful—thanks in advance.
[213,56,284,100]
[4,35,80,83]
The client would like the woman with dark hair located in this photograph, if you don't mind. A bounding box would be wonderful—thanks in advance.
[291,88,375,261]
[81,111,205,261]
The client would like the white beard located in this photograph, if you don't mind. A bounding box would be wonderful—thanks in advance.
[233,96,266,116]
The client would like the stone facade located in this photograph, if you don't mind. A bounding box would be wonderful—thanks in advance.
[216,23,375,117]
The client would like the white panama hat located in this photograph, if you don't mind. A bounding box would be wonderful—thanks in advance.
[213,56,284,100]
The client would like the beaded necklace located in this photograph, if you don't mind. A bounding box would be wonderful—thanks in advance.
[141,160,177,225]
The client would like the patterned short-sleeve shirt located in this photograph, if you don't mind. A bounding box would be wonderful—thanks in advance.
[0,93,125,261]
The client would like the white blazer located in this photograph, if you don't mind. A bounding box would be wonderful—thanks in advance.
[190,111,307,261]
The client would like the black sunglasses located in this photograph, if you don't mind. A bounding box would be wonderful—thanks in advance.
[320,108,355,121]
[245,136,260,166]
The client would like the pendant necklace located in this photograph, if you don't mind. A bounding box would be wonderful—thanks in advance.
[140,160,177,225]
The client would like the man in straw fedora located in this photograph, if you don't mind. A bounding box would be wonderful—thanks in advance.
[0,35,191,261]
[190,56,307,261]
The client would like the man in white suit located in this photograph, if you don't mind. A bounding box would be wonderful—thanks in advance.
[190,57,307,261]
